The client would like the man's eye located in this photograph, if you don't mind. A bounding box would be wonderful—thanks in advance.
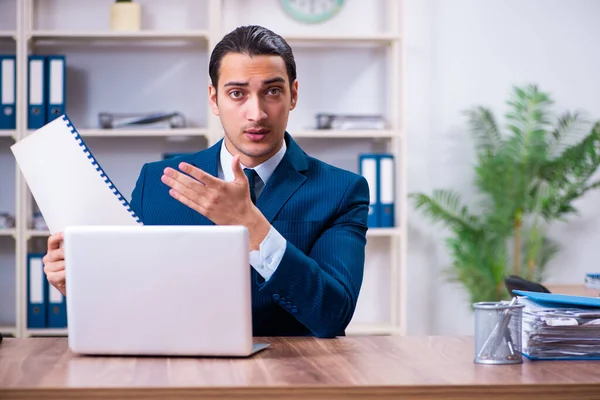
[267,88,281,96]
[229,91,243,99]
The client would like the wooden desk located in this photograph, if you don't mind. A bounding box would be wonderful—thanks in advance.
[1,336,599,400]
[544,284,600,297]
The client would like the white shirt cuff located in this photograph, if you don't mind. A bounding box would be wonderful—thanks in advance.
[249,225,286,281]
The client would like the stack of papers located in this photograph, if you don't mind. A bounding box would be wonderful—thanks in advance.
[515,290,600,360]
[585,273,600,290]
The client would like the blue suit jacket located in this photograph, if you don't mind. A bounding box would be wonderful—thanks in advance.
[129,132,369,337]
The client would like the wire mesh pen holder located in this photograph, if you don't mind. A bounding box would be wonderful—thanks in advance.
[473,298,525,364]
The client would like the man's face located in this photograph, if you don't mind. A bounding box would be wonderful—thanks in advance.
[209,52,298,168]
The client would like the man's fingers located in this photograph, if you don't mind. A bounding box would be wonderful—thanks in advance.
[47,232,64,251]
[47,270,65,288]
[231,154,247,183]
[43,248,64,264]
[44,260,65,274]
[168,190,206,216]
[177,163,220,187]
[162,167,208,195]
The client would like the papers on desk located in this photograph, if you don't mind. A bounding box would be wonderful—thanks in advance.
[514,290,600,360]
[585,273,600,290]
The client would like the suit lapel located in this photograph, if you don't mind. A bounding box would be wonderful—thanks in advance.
[256,133,308,223]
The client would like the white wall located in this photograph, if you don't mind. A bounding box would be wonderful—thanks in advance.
[405,0,600,335]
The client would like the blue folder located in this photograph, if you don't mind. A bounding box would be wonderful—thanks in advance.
[513,290,600,308]
[28,56,47,129]
[27,253,47,328]
[45,55,66,123]
[47,279,67,328]
[377,154,395,227]
[359,154,380,228]
[0,55,16,130]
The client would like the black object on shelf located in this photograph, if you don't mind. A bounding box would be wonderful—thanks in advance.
[504,274,551,297]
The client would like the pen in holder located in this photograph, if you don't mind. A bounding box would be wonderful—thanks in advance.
[473,297,525,364]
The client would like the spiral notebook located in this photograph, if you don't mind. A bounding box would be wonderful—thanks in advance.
[10,114,142,234]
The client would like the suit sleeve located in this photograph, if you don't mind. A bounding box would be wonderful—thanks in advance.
[129,163,149,223]
[256,175,369,338]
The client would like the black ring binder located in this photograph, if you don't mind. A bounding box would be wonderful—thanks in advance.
[61,115,143,224]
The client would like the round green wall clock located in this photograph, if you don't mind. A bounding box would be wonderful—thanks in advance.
[280,0,345,24]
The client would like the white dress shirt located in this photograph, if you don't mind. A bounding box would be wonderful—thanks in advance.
[218,140,287,281]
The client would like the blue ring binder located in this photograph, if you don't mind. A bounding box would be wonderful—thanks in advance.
[61,115,143,224]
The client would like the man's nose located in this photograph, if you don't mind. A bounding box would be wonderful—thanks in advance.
[246,96,267,122]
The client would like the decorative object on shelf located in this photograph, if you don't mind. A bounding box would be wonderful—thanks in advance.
[316,113,385,130]
[280,0,344,24]
[30,212,48,231]
[0,213,15,228]
[99,111,186,129]
[110,0,141,32]
[411,84,600,304]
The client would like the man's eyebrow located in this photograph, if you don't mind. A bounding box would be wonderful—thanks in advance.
[263,77,286,85]
[223,77,286,87]
[223,81,248,87]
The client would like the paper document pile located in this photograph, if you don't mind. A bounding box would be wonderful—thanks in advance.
[515,290,600,360]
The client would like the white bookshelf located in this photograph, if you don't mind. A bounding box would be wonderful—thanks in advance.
[30,30,210,41]
[0,31,15,39]
[6,0,406,339]
[292,129,398,139]
[282,33,400,46]
[25,328,67,337]
[0,130,17,139]
[0,229,17,238]
[0,325,17,337]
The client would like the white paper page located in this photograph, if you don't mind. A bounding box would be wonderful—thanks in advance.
[10,115,142,234]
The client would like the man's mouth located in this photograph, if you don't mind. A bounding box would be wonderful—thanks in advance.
[245,128,270,141]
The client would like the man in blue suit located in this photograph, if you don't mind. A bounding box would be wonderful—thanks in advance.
[43,25,369,338]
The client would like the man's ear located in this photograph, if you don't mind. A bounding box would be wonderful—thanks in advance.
[290,80,298,111]
[209,84,219,116]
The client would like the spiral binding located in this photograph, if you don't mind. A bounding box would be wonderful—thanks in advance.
[62,115,143,224]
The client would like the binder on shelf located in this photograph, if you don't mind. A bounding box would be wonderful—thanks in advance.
[28,55,47,129]
[27,253,47,328]
[378,154,395,228]
[47,279,67,328]
[45,55,66,124]
[359,154,380,228]
[0,55,16,130]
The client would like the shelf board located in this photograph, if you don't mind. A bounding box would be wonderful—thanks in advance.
[0,325,17,336]
[0,31,16,39]
[346,324,402,336]
[292,129,397,139]
[77,128,209,138]
[27,229,50,238]
[26,328,67,337]
[283,33,400,46]
[0,130,17,139]
[0,229,16,238]
[367,228,401,237]
[29,30,210,44]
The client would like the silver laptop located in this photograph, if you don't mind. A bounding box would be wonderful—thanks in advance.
[64,225,269,357]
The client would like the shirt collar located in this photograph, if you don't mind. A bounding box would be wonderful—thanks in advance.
[219,138,287,184]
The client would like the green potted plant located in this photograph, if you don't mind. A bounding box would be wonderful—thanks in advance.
[410,84,600,304]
